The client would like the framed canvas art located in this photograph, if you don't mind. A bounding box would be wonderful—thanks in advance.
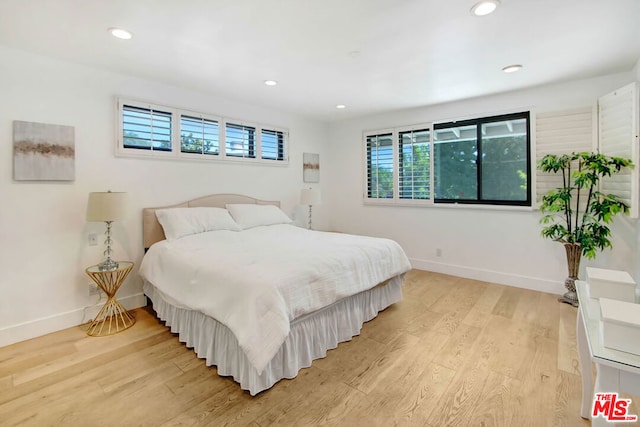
[13,120,75,181]
[303,152,319,183]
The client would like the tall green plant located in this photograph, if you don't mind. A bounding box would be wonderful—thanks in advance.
[538,152,633,259]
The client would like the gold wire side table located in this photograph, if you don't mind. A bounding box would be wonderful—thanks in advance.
[85,261,135,336]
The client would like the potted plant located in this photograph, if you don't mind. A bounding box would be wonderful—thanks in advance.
[538,152,633,306]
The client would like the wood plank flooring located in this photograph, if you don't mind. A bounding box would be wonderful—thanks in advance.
[1,269,638,426]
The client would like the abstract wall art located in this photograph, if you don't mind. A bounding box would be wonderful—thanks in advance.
[303,152,319,183]
[13,120,75,181]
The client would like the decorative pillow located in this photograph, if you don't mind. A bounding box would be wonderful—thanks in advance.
[226,204,292,229]
[155,207,240,240]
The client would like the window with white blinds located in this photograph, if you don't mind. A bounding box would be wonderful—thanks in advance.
[399,128,430,199]
[364,112,531,206]
[117,98,288,165]
[366,133,394,199]
[180,115,219,155]
[261,129,285,160]
[122,104,173,152]
[225,123,256,158]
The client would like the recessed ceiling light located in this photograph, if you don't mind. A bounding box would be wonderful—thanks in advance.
[470,0,500,16]
[336,104,346,109]
[502,64,523,73]
[264,80,278,86]
[108,27,133,40]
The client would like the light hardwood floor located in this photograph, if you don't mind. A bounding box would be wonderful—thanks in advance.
[1,269,638,426]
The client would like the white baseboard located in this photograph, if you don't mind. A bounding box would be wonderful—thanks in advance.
[0,293,147,348]
[410,258,565,296]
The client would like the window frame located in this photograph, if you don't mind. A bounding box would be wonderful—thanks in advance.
[179,110,222,158]
[398,125,432,202]
[118,99,178,158]
[224,120,257,159]
[433,111,531,207]
[364,129,396,201]
[363,112,533,209]
[116,97,289,165]
[260,128,286,161]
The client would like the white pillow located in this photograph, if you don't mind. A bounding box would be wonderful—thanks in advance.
[226,204,292,229]
[156,207,240,240]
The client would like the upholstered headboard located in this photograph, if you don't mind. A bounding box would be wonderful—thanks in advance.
[142,193,280,249]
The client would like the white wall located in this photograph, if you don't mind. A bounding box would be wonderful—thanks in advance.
[2,43,637,346]
[0,46,329,346]
[326,71,639,295]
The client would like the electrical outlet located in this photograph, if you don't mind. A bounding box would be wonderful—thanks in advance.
[436,248,442,257]
[88,282,100,296]
[88,233,98,246]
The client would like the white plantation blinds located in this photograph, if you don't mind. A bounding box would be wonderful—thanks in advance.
[117,98,288,164]
[598,82,639,218]
[399,129,430,199]
[535,84,639,215]
[261,129,285,161]
[122,105,172,151]
[366,133,393,198]
[225,123,256,158]
[180,115,219,155]
[535,107,594,203]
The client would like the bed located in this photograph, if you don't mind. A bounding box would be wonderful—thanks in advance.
[139,194,411,395]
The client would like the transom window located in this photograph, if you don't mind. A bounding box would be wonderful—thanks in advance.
[122,105,172,152]
[116,98,288,165]
[180,115,219,155]
[225,123,255,158]
[261,129,285,161]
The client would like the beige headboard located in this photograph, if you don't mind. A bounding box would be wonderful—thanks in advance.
[143,193,280,249]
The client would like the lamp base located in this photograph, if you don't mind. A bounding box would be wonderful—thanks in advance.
[98,259,119,271]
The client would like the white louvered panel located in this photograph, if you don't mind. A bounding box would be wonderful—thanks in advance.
[535,107,594,203]
[598,82,639,218]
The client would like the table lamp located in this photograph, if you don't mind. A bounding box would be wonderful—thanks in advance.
[300,188,321,230]
[86,191,127,271]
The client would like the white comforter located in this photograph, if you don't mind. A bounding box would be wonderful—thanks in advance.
[139,224,411,374]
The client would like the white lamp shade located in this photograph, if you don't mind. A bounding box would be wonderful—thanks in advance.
[86,191,128,222]
[300,188,321,206]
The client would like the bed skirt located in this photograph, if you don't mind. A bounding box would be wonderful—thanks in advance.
[143,275,404,395]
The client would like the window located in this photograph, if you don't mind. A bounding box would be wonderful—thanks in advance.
[366,133,394,198]
[225,123,255,158]
[117,98,288,164]
[122,105,172,152]
[180,115,219,155]
[434,112,530,205]
[363,112,531,207]
[261,128,285,161]
[399,128,430,199]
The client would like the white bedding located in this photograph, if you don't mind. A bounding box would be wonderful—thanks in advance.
[139,224,411,374]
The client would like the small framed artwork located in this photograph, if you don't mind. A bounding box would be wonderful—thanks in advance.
[303,152,320,183]
[13,120,75,181]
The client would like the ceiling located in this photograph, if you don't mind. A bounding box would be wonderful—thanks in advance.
[1,0,639,122]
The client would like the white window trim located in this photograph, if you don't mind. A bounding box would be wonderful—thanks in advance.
[396,123,433,205]
[115,97,289,166]
[364,110,536,210]
[363,124,434,207]
[117,98,178,159]
[178,108,222,160]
